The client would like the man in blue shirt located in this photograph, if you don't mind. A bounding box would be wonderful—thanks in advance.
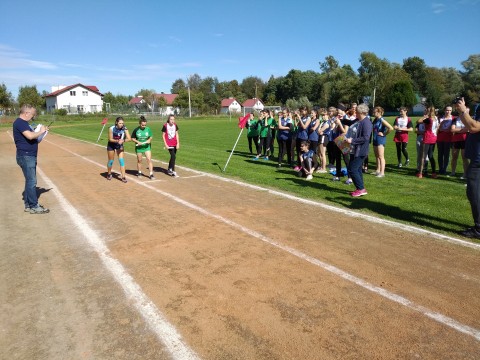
[12,104,50,214]
[455,98,480,238]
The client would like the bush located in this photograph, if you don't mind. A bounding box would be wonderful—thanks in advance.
[54,109,67,116]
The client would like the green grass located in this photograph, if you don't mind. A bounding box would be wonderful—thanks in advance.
[33,114,476,241]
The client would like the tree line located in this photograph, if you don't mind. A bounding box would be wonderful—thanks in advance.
[1,52,479,115]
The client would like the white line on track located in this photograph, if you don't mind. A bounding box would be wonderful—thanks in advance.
[47,138,480,342]
[4,132,200,360]
[37,167,201,360]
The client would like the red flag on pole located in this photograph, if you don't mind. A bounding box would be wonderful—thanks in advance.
[238,114,250,129]
[101,117,108,125]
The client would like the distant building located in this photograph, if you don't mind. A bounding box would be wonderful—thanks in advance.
[412,94,427,115]
[220,98,241,114]
[129,93,179,115]
[242,98,264,114]
[45,84,103,114]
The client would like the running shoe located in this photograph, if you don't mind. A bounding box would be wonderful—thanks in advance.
[149,174,155,180]
[344,179,353,185]
[172,171,179,178]
[30,205,50,214]
[332,176,340,181]
[351,189,367,197]
[306,174,313,180]
[137,172,142,177]
[107,173,112,180]
[121,177,128,183]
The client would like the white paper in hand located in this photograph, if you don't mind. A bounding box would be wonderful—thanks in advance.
[35,124,48,142]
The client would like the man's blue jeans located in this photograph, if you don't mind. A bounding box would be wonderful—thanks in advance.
[16,155,38,208]
[466,164,480,228]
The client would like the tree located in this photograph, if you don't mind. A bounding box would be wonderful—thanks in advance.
[440,67,464,106]
[173,89,203,115]
[199,77,219,114]
[384,80,416,109]
[240,76,264,99]
[171,79,186,94]
[0,83,14,113]
[423,67,445,107]
[186,74,202,91]
[403,56,428,93]
[263,76,280,105]
[461,54,480,103]
[318,56,359,106]
[17,85,43,109]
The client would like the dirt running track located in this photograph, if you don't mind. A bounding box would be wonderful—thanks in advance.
[1,130,479,360]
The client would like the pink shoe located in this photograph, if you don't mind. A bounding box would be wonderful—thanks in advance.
[293,166,301,171]
[351,189,367,197]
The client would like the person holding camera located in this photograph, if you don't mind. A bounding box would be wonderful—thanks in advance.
[454,98,480,238]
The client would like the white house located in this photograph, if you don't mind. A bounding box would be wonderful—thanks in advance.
[220,98,241,114]
[242,98,264,114]
[45,84,103,114]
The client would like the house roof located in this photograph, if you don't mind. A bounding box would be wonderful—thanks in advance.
[128,96,145,105]
[155,93,178,105]
[44,83,103,97]
[221,98,238,107]
[242,98,263,107]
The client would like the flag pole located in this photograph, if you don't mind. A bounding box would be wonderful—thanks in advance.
[96,118,108,143]
[222,127,244,173]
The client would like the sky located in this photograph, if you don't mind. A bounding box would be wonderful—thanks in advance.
[1,0,479,99]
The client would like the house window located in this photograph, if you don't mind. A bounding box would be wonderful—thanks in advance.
[77,105,84,113]
[70,91,76,96]
[82,91,88,96]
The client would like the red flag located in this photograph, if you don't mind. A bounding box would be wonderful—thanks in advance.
[101,117,108,125]
[238,114,249,129]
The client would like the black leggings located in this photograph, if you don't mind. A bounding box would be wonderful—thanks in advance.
[423,143,436,173]
[333,145,349,177]
[277,138,292,165]
[247,136,259,154]
[396,142,409,163]
[258,137,270,156]
[168,148,177,171]
[327,141,336,165]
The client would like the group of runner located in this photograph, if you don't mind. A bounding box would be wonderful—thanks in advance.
[106,114,180,183]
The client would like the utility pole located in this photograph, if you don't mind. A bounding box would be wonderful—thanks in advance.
[188,86,192,118]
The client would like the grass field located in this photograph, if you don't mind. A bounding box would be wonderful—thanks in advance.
[5,114,476,241]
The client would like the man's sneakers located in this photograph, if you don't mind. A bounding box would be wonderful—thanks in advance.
[30,204,50,214]
[350,189,368,197]
[306,174,313,181]
[459,227,480,239]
